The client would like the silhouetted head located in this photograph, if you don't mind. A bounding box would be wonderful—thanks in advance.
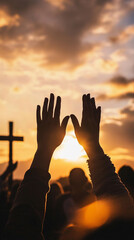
[118,165,134,188]
[48,182,64,202]
[69,168,88,187]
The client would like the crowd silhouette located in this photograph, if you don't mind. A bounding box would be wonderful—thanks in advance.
[0,93,134,239]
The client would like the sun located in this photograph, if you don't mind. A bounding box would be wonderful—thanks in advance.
[53,131,86,162]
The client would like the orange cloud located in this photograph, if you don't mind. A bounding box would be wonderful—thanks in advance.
[97,92,134,100]
[101,105,134,153]
[0,0,126,69]
[110,25,134,43]
[0,10,20,27]
[97,75,134,100]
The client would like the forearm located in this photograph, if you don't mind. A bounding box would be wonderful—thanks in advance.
[5,152,51,239]
[86,144,131,200]
[31,149,53,171]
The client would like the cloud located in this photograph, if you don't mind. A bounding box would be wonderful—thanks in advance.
[0,10,20,27]
[97,75,134,100]
[0,0,123,69]
[110,25,134,43]
[120,106,134,119]
[109,75,134,86]
[97,92,134,100]
[110,50,126,62]
[101,105,134,153]
[94,58,118,73]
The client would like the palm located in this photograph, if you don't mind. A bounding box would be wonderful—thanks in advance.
[71,94,101,151]
[37,94,69,153]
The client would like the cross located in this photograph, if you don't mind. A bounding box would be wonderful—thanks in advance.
[0,121,23,189]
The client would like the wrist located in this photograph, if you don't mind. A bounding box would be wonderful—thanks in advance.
[85,143,104,159]
[31,148,53,171]
[37,147,53,158]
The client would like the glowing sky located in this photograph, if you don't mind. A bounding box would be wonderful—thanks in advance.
[0,0,134,179]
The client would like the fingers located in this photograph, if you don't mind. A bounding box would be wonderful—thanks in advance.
[81,94,101,125]
[8,161,18,173]
[42,94,62,121]
[36,105,41,125]
[54,96,61,122]
[70,114,80,132]
[42,94,55,120]
[47,93,54,119]
[42,98,48,120]
[86,94,93,119]
[82,94,88,120]
[90,97,96,118]
[61,116,69,133]
[13,161,18,168]
[12,161,18,171]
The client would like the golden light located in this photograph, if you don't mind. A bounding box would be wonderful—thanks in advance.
[75,200,112,229]
[0,10,20,27]
[53,131,86,162]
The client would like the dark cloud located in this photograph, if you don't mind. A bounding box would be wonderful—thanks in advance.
[120,106,134,118]
[0,0,113,68]
[109,75,134,86]
[0,0,40,15]
[97,92,134,100]
[109,25,134,44]
[97,75,134,100]
[101,106,134,152]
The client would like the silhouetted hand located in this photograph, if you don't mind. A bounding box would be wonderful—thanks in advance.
[31,93,69,170]
[1,161,18,181]
[7,161,18,174]
[71,94,103,158]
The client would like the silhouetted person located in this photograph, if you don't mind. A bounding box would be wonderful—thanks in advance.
[69,168,95,207]
[5,94,69,239]
[0,189,10,239]
[5,93,133,240]
[118,165,134,199]
[53,168,95,235]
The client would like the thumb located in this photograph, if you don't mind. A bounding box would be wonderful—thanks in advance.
[36,105,41,125]
[61,116,69,134]
[70,114,80,132]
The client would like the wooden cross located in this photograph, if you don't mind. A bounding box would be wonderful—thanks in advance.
[0,121,23,189]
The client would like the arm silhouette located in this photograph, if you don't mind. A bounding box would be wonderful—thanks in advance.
[71,94,131,200]
[5,94,69,240]
[0,162,18,182]
[31,93,69,170]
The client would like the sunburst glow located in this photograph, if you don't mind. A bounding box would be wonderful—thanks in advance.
[53,131,86,162]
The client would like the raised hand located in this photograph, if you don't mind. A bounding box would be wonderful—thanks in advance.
[1,162,18,181]
[71,94,103,158]
[7,161,18,174]
[31,93,69,170]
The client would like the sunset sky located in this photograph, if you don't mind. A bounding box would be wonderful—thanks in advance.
[0,0,134,180]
